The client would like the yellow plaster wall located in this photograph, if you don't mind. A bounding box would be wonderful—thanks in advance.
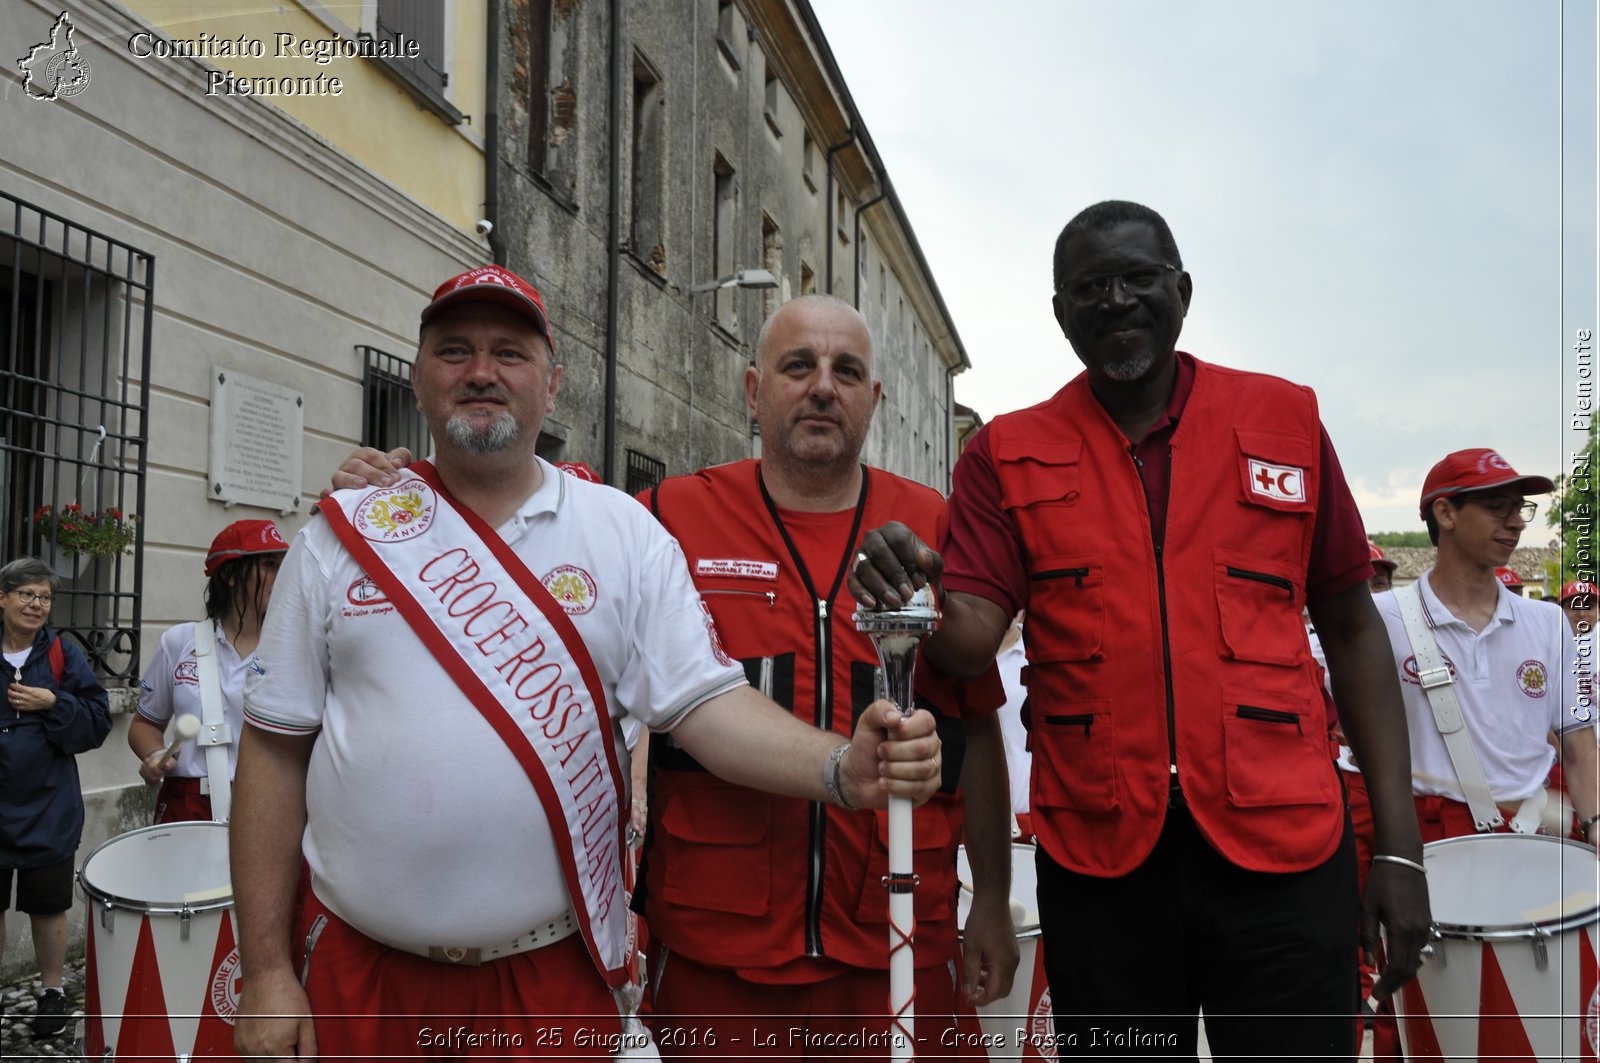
[120,1,485,232]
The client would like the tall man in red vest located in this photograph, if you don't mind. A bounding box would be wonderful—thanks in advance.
[851,201,1431,1057]
[232,268,943,1061]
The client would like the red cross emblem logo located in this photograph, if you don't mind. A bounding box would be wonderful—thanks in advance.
[1247,459,1307,503]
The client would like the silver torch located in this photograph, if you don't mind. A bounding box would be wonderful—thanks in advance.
[854,584,941,1063]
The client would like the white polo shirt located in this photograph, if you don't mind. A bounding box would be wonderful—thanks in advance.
[137,622,252,780]
[1374,572,1593,804]
[244,460,746,950]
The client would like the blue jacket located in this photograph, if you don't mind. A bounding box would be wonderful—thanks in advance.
[0,624,112,868]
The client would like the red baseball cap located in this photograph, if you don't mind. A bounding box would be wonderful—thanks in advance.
[1494,567,1523,588]
[420,266,554,354]
[205,520,288,576]
[1367,541,1398,573]
[1561,580,1598,605]
[1418,448,1555,519]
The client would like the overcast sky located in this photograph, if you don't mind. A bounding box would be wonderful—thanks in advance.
[809,0,1597,544]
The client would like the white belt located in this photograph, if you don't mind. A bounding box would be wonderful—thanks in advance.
[398,910,579,966]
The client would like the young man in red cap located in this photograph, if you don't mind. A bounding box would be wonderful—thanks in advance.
[130,519,288,823]
[1359,448,1599,1058]
[231,267,943,1061]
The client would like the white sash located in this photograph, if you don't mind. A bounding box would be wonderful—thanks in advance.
[318,462,630,988]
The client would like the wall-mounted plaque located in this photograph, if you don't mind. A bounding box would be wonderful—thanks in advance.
[209,367,304,513]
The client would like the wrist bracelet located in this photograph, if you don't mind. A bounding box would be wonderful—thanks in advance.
[824,742,855,811]
[1582,814,1600,834]
[1372,853,1427,875]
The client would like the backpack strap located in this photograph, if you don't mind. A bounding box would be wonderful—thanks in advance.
[47,636,64,684]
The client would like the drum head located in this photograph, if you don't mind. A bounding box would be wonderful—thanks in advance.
[1423,833,1600,937]
[79,822,233,911]
[957,842,1041,936]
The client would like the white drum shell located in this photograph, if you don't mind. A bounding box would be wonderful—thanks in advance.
[78,822,238,1060]
[1397,833,1600,1061]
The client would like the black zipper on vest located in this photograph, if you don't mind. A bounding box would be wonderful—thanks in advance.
[1131,445,1182,805]
[1045,712,1093,735]
[1225,566,1295,598]
[759,463,870,958]
[1237,705,1303,733]
[1032,566,1090,588]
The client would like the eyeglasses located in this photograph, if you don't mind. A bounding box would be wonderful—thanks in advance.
[1460,496,1537,522]
[1057,264,1179,306]
[8,590,52,606]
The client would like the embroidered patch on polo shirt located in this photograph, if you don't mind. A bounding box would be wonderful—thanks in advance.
[695,558,779,581]
[1517,659,1548,699]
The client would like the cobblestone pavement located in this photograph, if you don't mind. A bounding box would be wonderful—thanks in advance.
[0,960,86,1060]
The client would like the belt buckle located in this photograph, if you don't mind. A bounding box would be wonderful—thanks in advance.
[429,945,483,966]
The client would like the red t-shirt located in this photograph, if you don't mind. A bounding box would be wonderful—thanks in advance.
[943,352,1373,615]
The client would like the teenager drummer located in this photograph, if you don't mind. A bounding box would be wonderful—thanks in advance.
[230,267,944,1060]
[131,520,287,822]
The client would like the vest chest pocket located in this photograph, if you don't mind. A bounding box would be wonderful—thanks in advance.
[1213,550,1306,667]
[995,437,1082,560]
[1029,700,1120,814]
[1027,558,1105,662]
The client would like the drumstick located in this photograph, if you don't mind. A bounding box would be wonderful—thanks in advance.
[161,715,201,762]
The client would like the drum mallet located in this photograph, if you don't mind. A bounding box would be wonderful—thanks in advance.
[855,584,941,1063]
[160,714,201,764]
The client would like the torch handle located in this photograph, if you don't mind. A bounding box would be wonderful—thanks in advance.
[888,793,916,1063]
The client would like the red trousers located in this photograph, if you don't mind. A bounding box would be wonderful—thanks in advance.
[296,888,624,1060]
[153,777,214,824]
[650,947,969,1061]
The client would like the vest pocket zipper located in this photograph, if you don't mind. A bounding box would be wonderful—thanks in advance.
[1033,566,1090,589]
[1224,566,1294,597]
[1236,705,1302,733]
[1045,712,1094,736]
[700,588,777,606]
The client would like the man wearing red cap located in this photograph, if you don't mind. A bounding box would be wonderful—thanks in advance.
[329,293,1017,1056]
[1373,446,1597,846]
[1359,448,1599,1058]
[130,520,287,823]
[232,267,943,1060]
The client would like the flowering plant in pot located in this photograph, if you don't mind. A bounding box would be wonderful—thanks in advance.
[32,503,140,558]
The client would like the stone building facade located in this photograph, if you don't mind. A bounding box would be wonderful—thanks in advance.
[494,0,971,490]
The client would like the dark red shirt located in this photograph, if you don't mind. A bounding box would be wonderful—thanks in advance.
[943,352,1373,615]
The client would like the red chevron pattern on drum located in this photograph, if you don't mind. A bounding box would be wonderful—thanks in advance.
[1398,974,1446,1059]
[116,915,178,1060]
[1477,942,1537,1061]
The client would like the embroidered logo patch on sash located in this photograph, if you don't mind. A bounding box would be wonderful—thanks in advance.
[543,565,598,614]
[354,481,435,543]
[1246,459,1307,503]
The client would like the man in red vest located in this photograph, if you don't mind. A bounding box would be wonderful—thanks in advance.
[852,201,1431,1057]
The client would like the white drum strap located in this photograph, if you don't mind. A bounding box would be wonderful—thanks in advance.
[1394,585,1543,833]
[192,619,233,823]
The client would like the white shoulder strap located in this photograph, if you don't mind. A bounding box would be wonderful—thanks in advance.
[192,619,233,823]
[1393,584,1545,833]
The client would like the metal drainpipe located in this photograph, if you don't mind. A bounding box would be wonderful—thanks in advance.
[484,0,505,265]
[850,177,886,309]
[823,132,854,294]
[602,0,623,485]
[945,366,957,492]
